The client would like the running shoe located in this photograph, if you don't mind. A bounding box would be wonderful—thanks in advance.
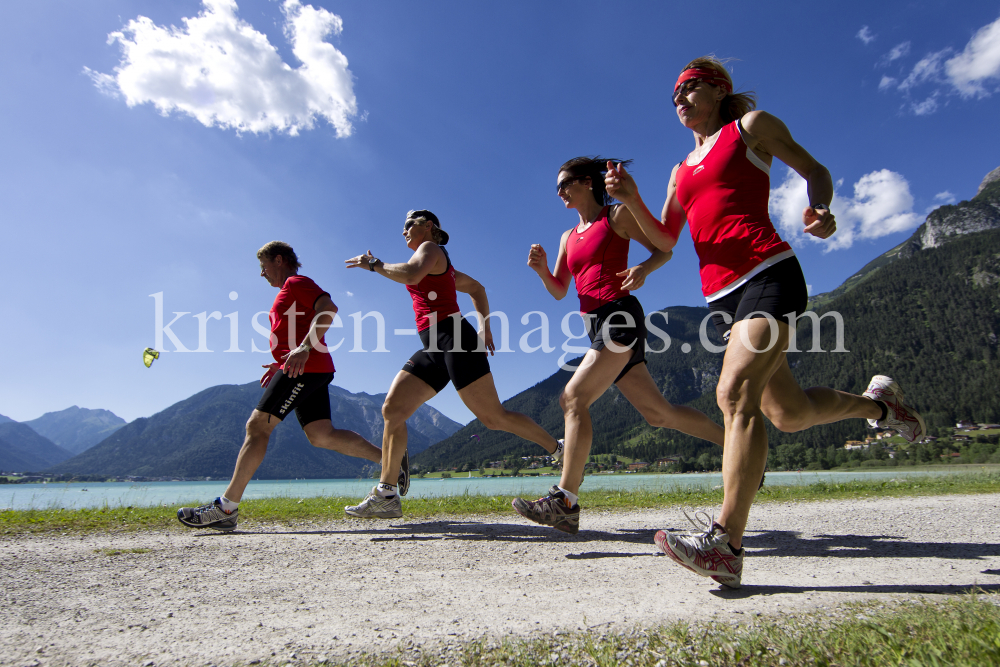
[398,449,410,497]
[176,498,238,532]
[552,439,565,464]
[511,485,580,535]
[862,375,926,443]
[344,487,402,519]
[654,516,742,589]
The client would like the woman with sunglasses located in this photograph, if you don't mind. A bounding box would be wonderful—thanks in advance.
[511,157,724,535]
[343,210,562,518]
[605,57,925,588]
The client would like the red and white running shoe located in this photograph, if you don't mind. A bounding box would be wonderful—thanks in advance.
[655,516,743,589]
[862,375,926,443]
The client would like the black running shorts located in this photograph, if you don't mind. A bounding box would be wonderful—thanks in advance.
[586,295,647,384]
[403,315,491,393]
[708,257,809,344]
[256,369,334,427]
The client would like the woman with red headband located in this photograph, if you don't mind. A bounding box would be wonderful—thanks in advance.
[511,156,724,535]
[606,57,925,588]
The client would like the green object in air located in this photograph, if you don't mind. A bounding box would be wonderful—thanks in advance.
[143,348,160,368]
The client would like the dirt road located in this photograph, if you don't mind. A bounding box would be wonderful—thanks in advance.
[3,494,999,666]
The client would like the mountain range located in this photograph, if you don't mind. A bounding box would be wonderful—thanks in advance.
[414,165,1000,470]
[47,383,461,479]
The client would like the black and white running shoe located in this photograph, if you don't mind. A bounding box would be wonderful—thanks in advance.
[177,498,238,532]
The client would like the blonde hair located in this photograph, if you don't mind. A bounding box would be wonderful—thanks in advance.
[680,56,757,124]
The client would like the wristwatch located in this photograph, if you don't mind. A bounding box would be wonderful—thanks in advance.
[812,203,830,211]
[368,256,381,272]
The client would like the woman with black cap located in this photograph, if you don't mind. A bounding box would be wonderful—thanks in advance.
[343,210,562,519]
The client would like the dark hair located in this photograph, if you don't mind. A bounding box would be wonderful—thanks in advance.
[256,241,301,270]
[406,209,448,245]
[558,156,633,206]
[680,56,757,125]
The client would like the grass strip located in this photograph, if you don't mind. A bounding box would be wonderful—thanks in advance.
[314,594,1000,667]
[1,472,998,535]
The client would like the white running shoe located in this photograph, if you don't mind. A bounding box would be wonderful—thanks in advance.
[552,439,565,464]
[654,517,743,589]
[862,375,926,443]
[344,487,402,519]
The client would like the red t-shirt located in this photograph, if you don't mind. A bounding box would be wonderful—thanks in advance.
[406,247,461,332]
[674,120,793,298]
[564,206,631,313]
[269,275,335,373]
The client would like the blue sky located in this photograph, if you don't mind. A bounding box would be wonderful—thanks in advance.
[2,1,999,426]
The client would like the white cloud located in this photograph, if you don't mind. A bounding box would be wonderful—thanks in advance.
[944,15,1000,97]
[345,291,354,297]
[934,191,956,203]
[898,49,948,92]
[857,26,876,45]
[881,15,1000,113]
[911,93,940,115]
[879,41,911,66]
[83,0,357,136]
[769,168,920,252]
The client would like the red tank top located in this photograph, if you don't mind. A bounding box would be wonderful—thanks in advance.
[565,205,631,313]
[675,120,793,298]
[406,246,461,331]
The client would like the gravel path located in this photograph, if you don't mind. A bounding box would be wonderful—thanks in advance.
[3,494,999,666]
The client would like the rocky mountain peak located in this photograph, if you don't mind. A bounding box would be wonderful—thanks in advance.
[919,165,1000,249]
[978,166,1000,195]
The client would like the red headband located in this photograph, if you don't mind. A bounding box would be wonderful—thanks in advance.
[674,67,733,94]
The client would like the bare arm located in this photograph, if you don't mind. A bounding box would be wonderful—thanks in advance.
[455,270,495,355]
[741,110,836,239]
[344,242,445,285]
[281,294,338,378]
[605,161,685,252]
[609,205,674,291]
[527,230,572,300]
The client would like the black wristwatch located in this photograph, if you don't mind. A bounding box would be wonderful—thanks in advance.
[812,203,830,211]
[368,256,381,272]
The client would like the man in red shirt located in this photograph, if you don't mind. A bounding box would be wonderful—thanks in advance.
[177,241,396,531]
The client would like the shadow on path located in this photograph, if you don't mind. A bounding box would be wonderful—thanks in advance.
[709,583,1000,599]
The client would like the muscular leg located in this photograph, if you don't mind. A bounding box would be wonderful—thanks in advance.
[457,372,560,454]
[554,347,631,496]
[302,419,382,463]
[761,357,880,432]
[378,371,438,487]
[715,319,791,550]
[223,409,279,503]
[615,364,724,447]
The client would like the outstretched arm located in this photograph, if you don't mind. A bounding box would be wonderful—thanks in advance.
[609,205,674,290]
[454,270,495,355]
[344,242,445,285]
[741,110,837,239]
[606,161,686,252]
[527,230,572,300]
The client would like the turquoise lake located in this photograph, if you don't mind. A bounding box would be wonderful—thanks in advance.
[0,468,978,510]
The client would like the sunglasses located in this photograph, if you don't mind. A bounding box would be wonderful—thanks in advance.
[557,176,585,193]
[403,218,423,232]
[672,79,703,106]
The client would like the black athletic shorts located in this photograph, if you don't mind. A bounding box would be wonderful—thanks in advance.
[708,257,809,345]
[256,369,334,427]
[585,295,647,384]
[403,315,491,393]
